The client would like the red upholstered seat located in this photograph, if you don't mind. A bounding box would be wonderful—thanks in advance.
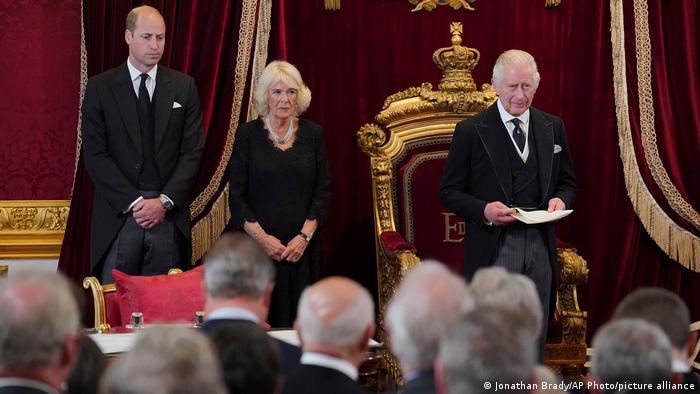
[83,267,201,331]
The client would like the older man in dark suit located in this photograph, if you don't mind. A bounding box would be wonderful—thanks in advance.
[82,5,204,283]
[282,277,375,394]
[0,270,81,394]
[201,232,301,379]
[439,49,576,360]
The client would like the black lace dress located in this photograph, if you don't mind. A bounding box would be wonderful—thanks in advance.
[228,118,330,327]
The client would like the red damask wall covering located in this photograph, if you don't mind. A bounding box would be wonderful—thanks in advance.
[0,0,81,199]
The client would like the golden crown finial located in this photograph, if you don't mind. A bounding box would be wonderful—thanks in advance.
[433,22,480,93]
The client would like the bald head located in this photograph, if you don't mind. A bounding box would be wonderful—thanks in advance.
[126,5,164,32]
[296,277,375,349]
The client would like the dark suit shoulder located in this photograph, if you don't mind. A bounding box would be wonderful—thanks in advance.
[298,118,323,133]
[283,365,365,394]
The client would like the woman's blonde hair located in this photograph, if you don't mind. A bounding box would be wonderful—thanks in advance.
[254,60,312,117]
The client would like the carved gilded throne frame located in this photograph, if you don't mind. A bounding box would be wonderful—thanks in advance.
[357,23,588,382]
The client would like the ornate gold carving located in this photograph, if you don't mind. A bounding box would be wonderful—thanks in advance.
[357,124,388,157]
[409,0,476,12]
[545,0,562,6]
[83,276,113,332]
[0,200,70,259]
[324,0,341,11]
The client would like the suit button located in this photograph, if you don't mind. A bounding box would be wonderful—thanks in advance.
[134,164,141,170]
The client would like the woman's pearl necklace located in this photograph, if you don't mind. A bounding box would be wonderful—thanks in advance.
[265,116,295,145]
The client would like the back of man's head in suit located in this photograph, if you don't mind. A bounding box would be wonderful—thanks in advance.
[386,260,474,376]
[0,269,81,390]
[203,233,275,319]
[295,276,375,367]
[590,318,672,392]
[613,287,693,359]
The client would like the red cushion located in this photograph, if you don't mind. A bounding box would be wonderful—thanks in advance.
[103,291,122,327]
[380,231,415,252]
[112,266,204,325]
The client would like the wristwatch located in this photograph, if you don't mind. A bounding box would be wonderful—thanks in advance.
[159,195,174,210]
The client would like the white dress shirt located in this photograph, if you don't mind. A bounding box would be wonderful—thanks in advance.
[497,99,531,162]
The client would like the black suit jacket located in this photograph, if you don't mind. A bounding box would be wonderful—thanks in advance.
[81,63,204,271]
[282,364,366,394]
[0,385,53,394]
[202,318,302,376]
[401,371,436,394]
[439,103,576,279]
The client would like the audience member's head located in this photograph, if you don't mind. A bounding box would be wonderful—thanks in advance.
[470,266,543,341]
[436,305,536,394]
[0,269,81,391]
[296,276,375,366]
[208,321,280,394]
[386,260,474,376]
[65,335,108,394]
[203,232,276,320]
[590,318,672,390]
[99,326,226,394]
[613,287,693,361]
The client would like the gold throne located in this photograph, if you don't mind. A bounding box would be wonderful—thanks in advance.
[357,23,588,381]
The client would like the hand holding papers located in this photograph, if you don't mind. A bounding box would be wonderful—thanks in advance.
[511,208,573,224]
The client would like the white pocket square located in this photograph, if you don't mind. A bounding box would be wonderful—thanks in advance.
[172,102,182,108]
[553,144,562,154]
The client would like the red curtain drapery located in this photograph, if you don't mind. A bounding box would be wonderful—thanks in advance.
[272,0,700,339]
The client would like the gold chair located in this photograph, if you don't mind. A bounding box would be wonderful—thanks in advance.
[357,22,588,381]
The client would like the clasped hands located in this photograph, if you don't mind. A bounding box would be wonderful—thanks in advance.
[132,198,165,229]
[258,234,307,263]
[484,198,565,227]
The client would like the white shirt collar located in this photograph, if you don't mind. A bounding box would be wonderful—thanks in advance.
[205,307,260,324]
[127,59,157,99]
[301,352,359,381]
[496,99,530,126]
[672,358,691,373]
[127,58,158,82]
[0,377,57,393]
[496,99,530,160]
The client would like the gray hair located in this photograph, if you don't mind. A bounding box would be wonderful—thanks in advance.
[591,318,672,386]
[100,326,226,394]
[254,60,312,117]
[0,269,80,367]
[470,266,543,341]
[613,287,691,350]
[297,280,374,348]
[386,261,474,372]
[492,49,541,89]
[204,233,275,299]
[439,306,536,394]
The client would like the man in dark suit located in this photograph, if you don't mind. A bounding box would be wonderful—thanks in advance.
[202,232,301,378]
[282,277,375,394]
[613,288,700,388]
[0,270,81,394]
[385,261,474,394]
[82,5,204,283]
[439,49,576,360]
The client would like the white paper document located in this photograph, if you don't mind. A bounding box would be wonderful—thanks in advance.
[511,208,573,224]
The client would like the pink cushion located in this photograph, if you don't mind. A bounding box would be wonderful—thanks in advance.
[112,266,204,325]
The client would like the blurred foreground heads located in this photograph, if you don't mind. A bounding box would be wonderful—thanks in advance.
[0,269,81,393]
[99,326,226,394]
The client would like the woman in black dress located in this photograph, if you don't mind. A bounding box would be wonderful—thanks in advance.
[229,61,330,327]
